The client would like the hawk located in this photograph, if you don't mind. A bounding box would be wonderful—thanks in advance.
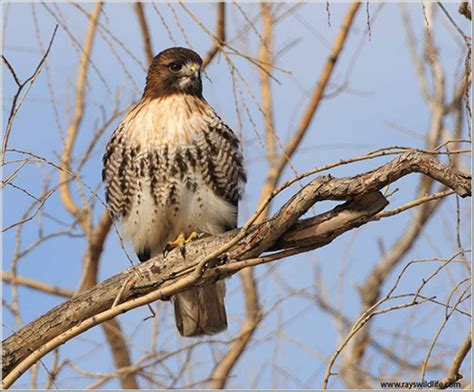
[102,47,246,337]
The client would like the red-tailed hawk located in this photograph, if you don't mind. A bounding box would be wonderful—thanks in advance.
[102,47,246,337]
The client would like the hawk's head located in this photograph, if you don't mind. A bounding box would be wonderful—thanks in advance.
[144,47,203,98]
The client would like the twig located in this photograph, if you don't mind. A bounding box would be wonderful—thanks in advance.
[438,329,471,389]
[373,190,455,219]
[134,2,153,65]
[2,272,74,298]
[2,55,21,86]
[2,25,58,164]
[202,2,226,69]
[322,294,435,389]
[420,286,470,382]
[263,2,361,195]
[437,2,471,44]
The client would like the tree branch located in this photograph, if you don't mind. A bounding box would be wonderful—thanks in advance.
[209,4,275,387]
[201,2,226,69]
[133,2,153,65]
[210,5,362,386]
[439,329,471,389]
[259,2,276,166]
[58,1,102,230]
[51,4,137,387]
[2,151,470,387]
[2,272,74,298]
[2,25,58,164]
[264,2,361,194]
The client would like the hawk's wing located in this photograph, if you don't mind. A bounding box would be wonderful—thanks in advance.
[196,112,246,214]
[102,124,138,218]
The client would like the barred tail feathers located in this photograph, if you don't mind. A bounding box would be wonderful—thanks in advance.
[173,281,227,337]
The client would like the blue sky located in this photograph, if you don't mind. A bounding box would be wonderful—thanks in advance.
[3,2,471,389]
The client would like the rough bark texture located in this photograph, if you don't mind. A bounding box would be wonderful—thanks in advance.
[2,151,471,378]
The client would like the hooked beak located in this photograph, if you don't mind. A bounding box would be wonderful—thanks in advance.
[184,62,200,79]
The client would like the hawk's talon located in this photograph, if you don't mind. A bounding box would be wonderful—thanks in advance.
[165,231,201,258]
[166,232,186,251]
[185,231,200,243]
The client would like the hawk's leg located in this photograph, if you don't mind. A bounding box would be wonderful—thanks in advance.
[165,231,201,258]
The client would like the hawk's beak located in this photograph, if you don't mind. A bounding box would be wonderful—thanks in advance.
[185,63,200,79]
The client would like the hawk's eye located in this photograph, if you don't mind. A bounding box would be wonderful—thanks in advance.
[168,62,182,72]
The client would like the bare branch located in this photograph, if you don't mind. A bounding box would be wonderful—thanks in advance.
[2,272,74,298]
[133,2,153,65]
[77,212,112,293]
[438,329,471,389]
[2,55,21,86]
[259,3,276,165]
[202,2,226,69]
[420,285,470,382]
[2,25,58,164]
[264,2,361,194]
[58,2,102,230]
[2,151,470,387]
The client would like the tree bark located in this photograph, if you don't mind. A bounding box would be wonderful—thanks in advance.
[2,151,470,381]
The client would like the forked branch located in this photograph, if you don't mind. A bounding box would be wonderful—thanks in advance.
[2,151,471,388]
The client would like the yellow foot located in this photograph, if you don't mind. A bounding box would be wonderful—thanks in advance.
[165,232,201,257]
[167,232,186,250]
[185,231,200,243]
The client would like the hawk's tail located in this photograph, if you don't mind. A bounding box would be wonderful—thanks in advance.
[173,281,227,337]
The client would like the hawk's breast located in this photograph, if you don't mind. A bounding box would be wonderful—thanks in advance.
[103,95,245,255]
[122,95,211,147]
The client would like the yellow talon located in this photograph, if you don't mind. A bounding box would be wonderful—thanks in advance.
[167,232,186,250]
[186,231,200,243]
[165,232,201,256]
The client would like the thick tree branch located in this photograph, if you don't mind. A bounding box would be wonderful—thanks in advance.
[3,191,387,389]
[2,151,470,387]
